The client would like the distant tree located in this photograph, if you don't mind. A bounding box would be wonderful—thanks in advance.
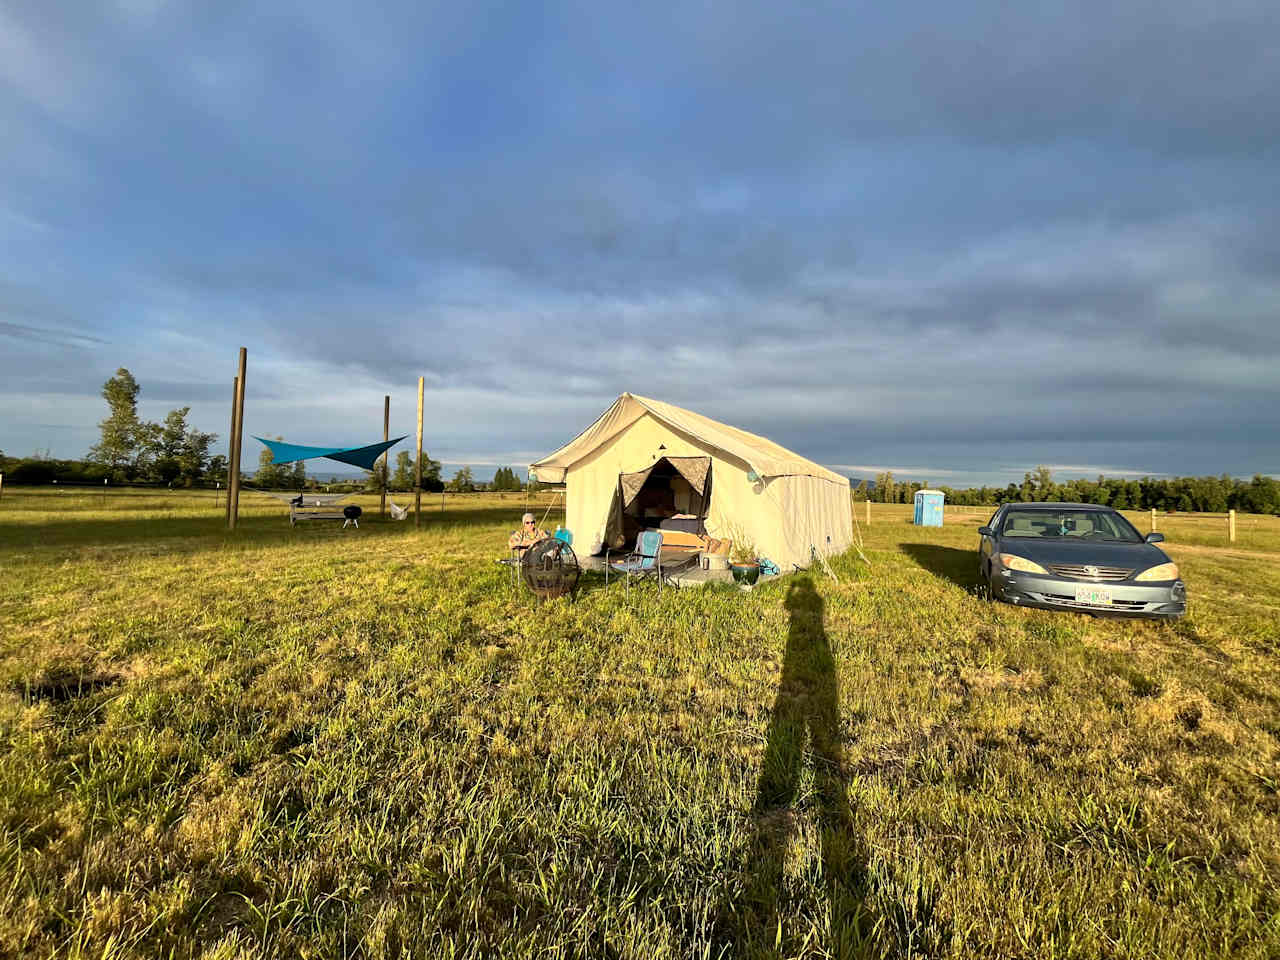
[491,466,523,491]
[255,437,288,488]
[390,450,443,491]
[366,459,387,493]
[449,466,475,492]
[291,459,306,491]
[391,451,414,491]
[89,368,146,479]
[144,407,216,485]
[207,455,228,485]
[874,471,896,504]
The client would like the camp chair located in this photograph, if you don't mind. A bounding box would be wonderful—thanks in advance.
[606,530,664,596]
[554,528,572,546]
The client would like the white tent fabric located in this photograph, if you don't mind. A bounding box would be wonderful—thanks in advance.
[388,498,409,520]
[530,394,853,570]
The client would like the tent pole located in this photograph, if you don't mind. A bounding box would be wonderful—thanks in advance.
[380,394,389,518]
[414,376,424,528]
[228,348,247,530]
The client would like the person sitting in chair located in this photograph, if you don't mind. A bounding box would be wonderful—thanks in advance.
[508,513,549,552]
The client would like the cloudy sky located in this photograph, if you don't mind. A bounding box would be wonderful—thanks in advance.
[2,0,1277,486]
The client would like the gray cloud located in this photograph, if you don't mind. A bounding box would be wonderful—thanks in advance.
[0,1,1277,482]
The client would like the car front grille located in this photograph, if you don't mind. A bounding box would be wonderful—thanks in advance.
[1047,563,1133,581]
[1039,593,1148,610]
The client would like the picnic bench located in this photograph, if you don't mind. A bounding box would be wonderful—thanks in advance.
[287,496,360,527]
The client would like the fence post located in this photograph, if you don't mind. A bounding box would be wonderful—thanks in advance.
[1150,508,1156,532]
[103,476,107,506]
[0,472,3,502]
[866,499,871,525]
[1229,509,1236,543]
[228,349,247,530]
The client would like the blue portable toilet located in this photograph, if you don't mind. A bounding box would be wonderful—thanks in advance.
[914,489,945,526]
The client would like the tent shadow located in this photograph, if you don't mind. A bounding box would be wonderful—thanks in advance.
[900,542,980,591]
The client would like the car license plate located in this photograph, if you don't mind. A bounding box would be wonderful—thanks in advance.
[1075,585,1112,605]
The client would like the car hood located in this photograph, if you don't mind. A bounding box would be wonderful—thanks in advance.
[996,537,1169,572]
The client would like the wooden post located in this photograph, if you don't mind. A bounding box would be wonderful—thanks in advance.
[1229,509,1236,543]
[1150,508,1156,532]
[380,394,390,518]
[414,376,424,527]
[225,375,239,524]
[866,499,871,525]
[0,472,4,502]
[228,349,247,530]
[103,476,107,505]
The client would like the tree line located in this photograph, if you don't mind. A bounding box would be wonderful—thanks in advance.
[1,368,225,486]
[855,466,1280,515]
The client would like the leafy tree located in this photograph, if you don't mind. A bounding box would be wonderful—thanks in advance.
[255,437,288,488]
[291,459,306,491]
[391,452,414,491]
[491,466,523,491]
[89,368,146,479]
[366,459,388,493]
[874,471,896,504]
[449,466,475,492]
[207,455,228,485]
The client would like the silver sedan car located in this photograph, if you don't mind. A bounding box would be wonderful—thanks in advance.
[978,503,1186,618]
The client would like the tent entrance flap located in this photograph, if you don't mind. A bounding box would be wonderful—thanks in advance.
[615,456,712,544]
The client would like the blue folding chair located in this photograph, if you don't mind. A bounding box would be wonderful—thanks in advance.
[554,528,572,546]
[606,530,664,596]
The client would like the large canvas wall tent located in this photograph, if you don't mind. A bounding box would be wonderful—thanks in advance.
[530,394,853,570]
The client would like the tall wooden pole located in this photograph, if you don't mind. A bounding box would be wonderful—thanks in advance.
[228,348,247,530]
[1229,509,1236,543]
[225,375,239,524]
[414,376,424,527]
[380,394,390,518]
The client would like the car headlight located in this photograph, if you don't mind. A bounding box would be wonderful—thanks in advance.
[1135,562,1179,582]
[997,553,1048,574]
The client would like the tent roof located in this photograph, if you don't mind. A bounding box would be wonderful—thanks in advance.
[254,436,406,471]
[529,393,849,485]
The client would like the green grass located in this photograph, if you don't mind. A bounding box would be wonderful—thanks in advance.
[1,489,1277,958]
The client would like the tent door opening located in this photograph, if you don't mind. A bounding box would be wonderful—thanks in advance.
[605,456,712,552]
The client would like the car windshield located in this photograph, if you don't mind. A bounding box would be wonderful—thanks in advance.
[999,509,1142,542]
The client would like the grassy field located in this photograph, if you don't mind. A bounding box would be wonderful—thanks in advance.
[1,489,1277,959]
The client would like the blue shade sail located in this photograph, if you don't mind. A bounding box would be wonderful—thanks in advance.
[253,436,407,471]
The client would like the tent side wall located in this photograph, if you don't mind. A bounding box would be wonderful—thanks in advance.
[775,474,854,566]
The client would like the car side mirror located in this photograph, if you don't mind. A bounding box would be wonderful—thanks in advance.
[1145,532,1165,543]
[978,526,993,536]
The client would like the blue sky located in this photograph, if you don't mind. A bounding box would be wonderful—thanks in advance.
[2,0,1277,486]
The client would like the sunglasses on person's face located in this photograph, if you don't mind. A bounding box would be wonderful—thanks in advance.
[524,521,534,525]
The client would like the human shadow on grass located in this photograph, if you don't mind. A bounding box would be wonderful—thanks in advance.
[900,543,981,592]
[734,577,878,956]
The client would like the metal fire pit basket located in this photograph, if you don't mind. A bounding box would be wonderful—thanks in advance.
[521,538,581,601]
